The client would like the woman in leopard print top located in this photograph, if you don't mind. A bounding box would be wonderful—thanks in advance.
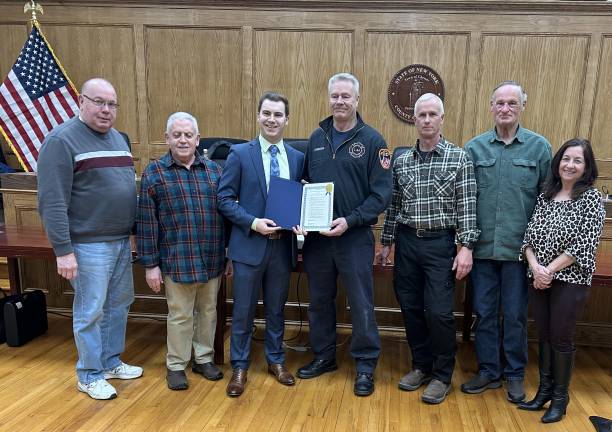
[519,138,605,423]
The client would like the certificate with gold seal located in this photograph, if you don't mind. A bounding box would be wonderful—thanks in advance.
[265,178,334,231]
[301,182,334,231]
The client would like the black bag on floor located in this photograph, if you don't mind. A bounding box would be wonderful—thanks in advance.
[0,290,14,344]
[3,289,48,347]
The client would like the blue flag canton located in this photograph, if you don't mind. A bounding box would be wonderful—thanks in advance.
[13,27,68,99]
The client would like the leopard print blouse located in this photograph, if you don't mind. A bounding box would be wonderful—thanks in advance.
[522,187,605,285]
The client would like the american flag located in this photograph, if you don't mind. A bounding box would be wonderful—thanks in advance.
[0,22,79,172]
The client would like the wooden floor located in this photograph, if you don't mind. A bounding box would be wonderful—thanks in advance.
[0,315,610,432]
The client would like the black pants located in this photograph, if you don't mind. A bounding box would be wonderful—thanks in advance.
[303,227,380,373]
[393,224,457,383]
[530,279,589,353]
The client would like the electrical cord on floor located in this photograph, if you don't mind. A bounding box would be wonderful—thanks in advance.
[249,272,354,352]
[47,310,73,319]
[252,272,310,352]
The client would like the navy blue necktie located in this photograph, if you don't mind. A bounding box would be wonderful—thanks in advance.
[269,144,280,177]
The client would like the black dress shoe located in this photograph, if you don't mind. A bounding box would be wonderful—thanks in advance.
[192,362,223,381]
[354,372,374,396]
[296,358,338,379]
[589,416,612,432]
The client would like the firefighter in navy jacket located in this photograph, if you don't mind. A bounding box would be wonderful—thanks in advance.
[296,73,392,397]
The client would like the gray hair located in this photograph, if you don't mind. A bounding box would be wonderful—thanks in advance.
[414,93,445,115]
[490,80,527,105]
[166,112,199,135]
[328,72,360,96]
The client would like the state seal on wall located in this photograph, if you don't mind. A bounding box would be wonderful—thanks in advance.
[388,64,445,124]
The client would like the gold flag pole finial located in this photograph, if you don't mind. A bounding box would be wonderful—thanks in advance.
[24,1,44,24]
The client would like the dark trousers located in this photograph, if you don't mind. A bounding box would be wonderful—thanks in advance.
[393,224,457,383]
[530,279,590,353]
[302,227,380,373]
[230,236,292,370]
[470,259,528,380]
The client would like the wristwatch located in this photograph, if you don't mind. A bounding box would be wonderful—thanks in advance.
[463,242,474,250]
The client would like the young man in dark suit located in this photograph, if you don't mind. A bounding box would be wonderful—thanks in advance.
[218,91,304,397]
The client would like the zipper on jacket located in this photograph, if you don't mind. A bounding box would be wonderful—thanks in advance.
[322,124,365,160]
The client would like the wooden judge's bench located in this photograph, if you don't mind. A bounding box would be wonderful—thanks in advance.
[1,172,612,349]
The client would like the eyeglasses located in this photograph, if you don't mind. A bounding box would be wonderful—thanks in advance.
[82,94,120,110]
[494,101,520,111]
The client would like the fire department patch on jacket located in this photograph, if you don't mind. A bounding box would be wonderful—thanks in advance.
[349,142,366,158]
[379,148,391,169]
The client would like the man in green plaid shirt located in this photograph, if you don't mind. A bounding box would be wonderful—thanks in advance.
[379,93,478,404]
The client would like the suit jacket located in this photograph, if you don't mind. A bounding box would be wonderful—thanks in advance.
[217,138,304,266]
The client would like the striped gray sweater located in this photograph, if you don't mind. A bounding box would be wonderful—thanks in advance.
[37,116,136,256]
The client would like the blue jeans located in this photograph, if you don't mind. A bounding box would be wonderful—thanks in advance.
[71,239,134,384]
[470,259,528,381]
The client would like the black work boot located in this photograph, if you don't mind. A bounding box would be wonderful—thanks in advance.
[518,341,553,411]
[541,348,575,423]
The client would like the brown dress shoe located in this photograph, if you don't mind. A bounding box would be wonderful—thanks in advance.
[226,368,247,397]
[268,363,296,386]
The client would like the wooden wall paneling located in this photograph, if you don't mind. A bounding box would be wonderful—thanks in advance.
[362,31,470,151]
[461,31,483,145]
[22,260,73,308]
[148,143,169,161]
[353,28,366,100]
[144,26,245,145]
[474,33,590,151]
[596,160,612,195]
[253,29,353,139]
[3,1,612,15]
[242,26,254,139]
[577,32,602,140]
[2,192,40,227]
[39,24,139,141]
[0,24,27,76]
[2,4,612,37]
[133,24,150,173]
[590,35,612,163]
[582,285,612,323]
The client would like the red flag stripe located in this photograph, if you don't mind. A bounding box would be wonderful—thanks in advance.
[42,92,63,125]
[53,87,75,119]
[36,96,58,128]
[32,98,54,131]
[59,86,79,116]
[0,83,39,145]
[67,85,79,102]
[0,116,34,171]
[49,88,74,121]
[4,74,46,143]
[0,90,40,158]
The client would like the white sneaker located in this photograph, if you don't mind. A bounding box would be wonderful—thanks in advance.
[77,379,117,400]
[104,361,143,380]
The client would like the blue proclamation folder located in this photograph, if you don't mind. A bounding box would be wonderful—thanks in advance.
[264,176,303,229]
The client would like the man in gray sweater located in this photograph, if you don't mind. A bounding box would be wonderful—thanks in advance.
[37,77,142,400]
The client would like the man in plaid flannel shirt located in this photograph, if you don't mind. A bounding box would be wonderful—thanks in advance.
[137,112,227,391]
[378,93,479,404]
